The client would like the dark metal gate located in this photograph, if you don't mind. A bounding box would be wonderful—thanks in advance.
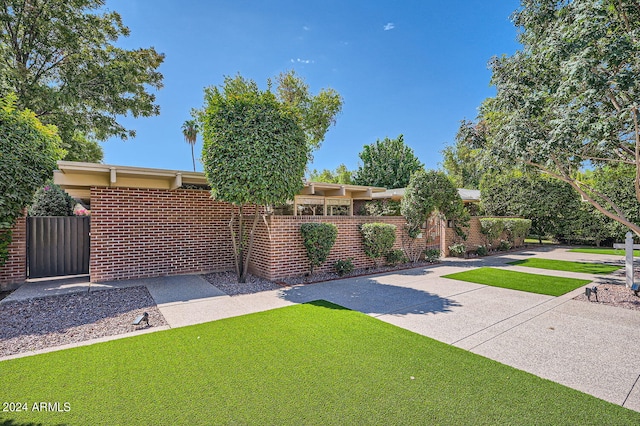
[27,216,90,278]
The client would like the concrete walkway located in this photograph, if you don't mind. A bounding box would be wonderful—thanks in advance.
[2,246,639,412]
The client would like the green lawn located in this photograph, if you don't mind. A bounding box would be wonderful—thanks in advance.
[443,267,591,296]
[569,247,640,257]
[508,258,621,274]
[2,301,637,425]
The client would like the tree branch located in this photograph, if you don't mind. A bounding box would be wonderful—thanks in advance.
[607,91,623,113]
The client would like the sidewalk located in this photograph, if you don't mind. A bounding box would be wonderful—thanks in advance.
[2,246,639,411]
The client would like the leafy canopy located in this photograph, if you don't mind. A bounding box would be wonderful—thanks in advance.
[0,0,165,161]
[0,94,64,264]
[401,169,468,239]
[308,164,352,184]
[441,120,485,189]
[481,170,581,241]
[200,74,309,282]
[201,75,308,206]
[353,134,423,189]
[275,70,343,155]
[477,0,640,236]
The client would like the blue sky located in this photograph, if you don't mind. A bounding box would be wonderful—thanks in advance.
[103,0,522,174]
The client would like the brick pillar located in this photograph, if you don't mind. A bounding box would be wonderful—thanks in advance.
[0,217,27,290]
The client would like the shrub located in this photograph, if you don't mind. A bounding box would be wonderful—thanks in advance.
[360,223,397,266]
[334,258,354,276]
[300,223,338,273]
[28,183,75,216]
[503,218,532,245]
[385,249,408,265]
[498,239,512,251]
[448,243,467,258]
[475,245,488,256]
[479,218,504,248]
[424,248,441,263]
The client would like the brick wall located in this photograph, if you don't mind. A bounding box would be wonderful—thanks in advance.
[90,187,236,282]
[249,215,434,280]
[443,216,525,256]
[87,187,447,282]
[0,217,27,290]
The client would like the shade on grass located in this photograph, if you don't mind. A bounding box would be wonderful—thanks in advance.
[508,258,621,274]
[569,247,640,257]
[2,302,637,425]
[443,267,591,296]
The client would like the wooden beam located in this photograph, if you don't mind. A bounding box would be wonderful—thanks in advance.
[324,186,346,197]
[299,184,315,195]
[109,167,117,185]
[171,173,183,190]
[351,188,372,199]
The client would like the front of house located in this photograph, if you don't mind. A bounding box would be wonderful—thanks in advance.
[0,161,515,289]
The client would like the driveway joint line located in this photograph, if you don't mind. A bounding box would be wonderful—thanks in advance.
[623,372,640,407]
[453,295,574,348]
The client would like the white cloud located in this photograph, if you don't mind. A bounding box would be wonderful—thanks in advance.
[290,58,314,64]
[383,22,395,31]
[303,25,310,31]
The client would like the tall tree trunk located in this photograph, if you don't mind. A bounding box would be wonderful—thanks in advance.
[237,205,245,283]
[240,209,261,283]
[191,144,196,172]
[228,207,241,278]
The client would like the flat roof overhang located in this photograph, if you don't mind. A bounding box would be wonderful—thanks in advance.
[54,161,386,201]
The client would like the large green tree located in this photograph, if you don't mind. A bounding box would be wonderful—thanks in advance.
[353,134,423,189]
[0,94,64,264]
[275,69,343,157]
[308,164,352,184]
[0,0,164,162]
[441,120,485,189]
[481,171,583,243]
[477,0,640,236]
[587,164,640,240]
[200,75,308,283]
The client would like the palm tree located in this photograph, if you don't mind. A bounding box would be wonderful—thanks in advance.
[181,119,199,171]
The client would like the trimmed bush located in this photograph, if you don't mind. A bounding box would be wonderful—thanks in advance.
[28,183,75,217]
[503,218,531,244]
[360,223,397,266]
[479,218,504,248]
[385,249,408,266]
[300,223,338,273]
[334,258,354,276]
[449,243,466,258]
[424,248,441,263]
[475,245,488,256]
